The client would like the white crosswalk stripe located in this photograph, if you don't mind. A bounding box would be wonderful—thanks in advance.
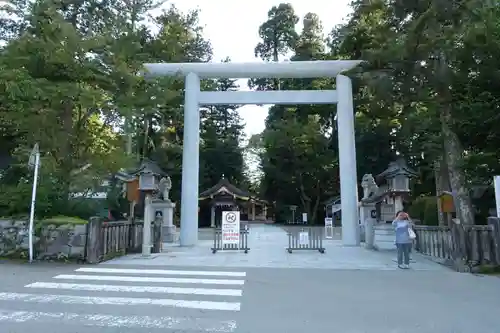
[75,267,247,277]
[0,292,241,311]
[25,282,243,296]
[0,266,246,332]
[0,310,237,331]
[52,274,245,285]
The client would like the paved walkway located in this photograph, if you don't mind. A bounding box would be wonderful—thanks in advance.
[1,226,499,333]
[106,224,447,271]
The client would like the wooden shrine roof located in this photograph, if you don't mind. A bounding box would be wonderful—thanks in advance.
[199,177,251,201]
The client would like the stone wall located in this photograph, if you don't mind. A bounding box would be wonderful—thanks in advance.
[0,219,87,260]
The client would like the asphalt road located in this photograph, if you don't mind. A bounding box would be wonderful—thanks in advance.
[0,261,499,333]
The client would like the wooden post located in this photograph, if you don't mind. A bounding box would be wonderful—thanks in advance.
[211,206,216,227]
[152,216,162,253]
[487,217,500,265]
[451,218,470,272]
[86,216,103,264]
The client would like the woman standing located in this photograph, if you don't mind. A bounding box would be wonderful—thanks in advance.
[392,211,414,269]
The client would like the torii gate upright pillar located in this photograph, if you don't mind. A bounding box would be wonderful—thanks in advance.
[336,75,360,246]
[179,72,201,246]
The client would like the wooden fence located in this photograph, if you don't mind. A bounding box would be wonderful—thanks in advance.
[101,221,143,258]
[413,226,453,261]
[413,217,500,271]
[85,217,162,263]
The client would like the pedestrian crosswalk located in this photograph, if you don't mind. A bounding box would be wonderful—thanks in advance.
[0,266,246,332]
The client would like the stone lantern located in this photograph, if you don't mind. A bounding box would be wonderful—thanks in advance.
[134,159,165,256]
[389,173,410,192]
[138,170,158,191]
[152,176,177,243]
[115,159,170,254]
[135,159,163,191]
[360,159,418,251]
[377,159,418,213]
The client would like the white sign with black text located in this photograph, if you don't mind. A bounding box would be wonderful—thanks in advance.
[325,217,334,239]
[221,211,240,246]
[299,231,309,245]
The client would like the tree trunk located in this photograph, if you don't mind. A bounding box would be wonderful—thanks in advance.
[126,117,133,155]
[434,155,451,226]
[142,115,150,159]
[440,105,475,225]
[298,191,310,222]
[272,42,280,90]
[311,195,320,224]
[57,100,76,203]
[310,180,321,224]
[298,174,313,223]
[436,55,475,226]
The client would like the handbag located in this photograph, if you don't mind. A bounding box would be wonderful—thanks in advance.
[408,228,416,239]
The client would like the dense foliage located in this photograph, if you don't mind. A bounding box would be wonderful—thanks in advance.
[1,0,499,226]
[251,1,500,225]
[0,0,246,217]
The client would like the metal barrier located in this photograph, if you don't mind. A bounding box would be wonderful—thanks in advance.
[285,221,307,225]
[325,225,334,239]
[287,227,325,253]
[211,229,250,254]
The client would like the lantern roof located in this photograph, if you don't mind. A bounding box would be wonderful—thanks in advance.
[376,158,418,180]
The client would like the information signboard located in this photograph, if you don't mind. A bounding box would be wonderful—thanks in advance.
[222,211,240,246]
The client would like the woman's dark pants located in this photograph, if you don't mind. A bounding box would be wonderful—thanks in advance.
[396,243,411,265]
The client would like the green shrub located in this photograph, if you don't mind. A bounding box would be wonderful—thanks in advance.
[408,196,427,221]
[476,265,500,274]
[0,176,115,220]
[41,215,88,225]
[408,196,439,225]
[423,198,439,226]
[65,198,108,219]
[0,181,55,218]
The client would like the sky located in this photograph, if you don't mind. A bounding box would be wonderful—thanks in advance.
[169,0,353,140]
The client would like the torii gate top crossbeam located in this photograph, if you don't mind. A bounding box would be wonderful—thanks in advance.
[143,60,362,79]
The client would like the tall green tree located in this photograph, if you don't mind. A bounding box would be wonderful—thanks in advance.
[249,2,299,91]
[134,4,213,202]
[200,58,246,189]
[255,6,340,223]
[0,0,214,216]
[328,0,500,224]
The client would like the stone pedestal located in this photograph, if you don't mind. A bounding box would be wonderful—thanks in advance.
[359,203,375,246]
[373,224,396,251]
[142,194,153,256]
[364,218,376,249]
[162,201,177,243]
[151,200,177,243]
[163,225,177,242]
[394,196,404,214]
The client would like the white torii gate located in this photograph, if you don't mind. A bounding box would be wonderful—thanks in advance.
[143,60,362,247]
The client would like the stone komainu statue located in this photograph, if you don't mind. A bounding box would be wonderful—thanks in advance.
[361,174,379,199]
[158,176,172,201]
